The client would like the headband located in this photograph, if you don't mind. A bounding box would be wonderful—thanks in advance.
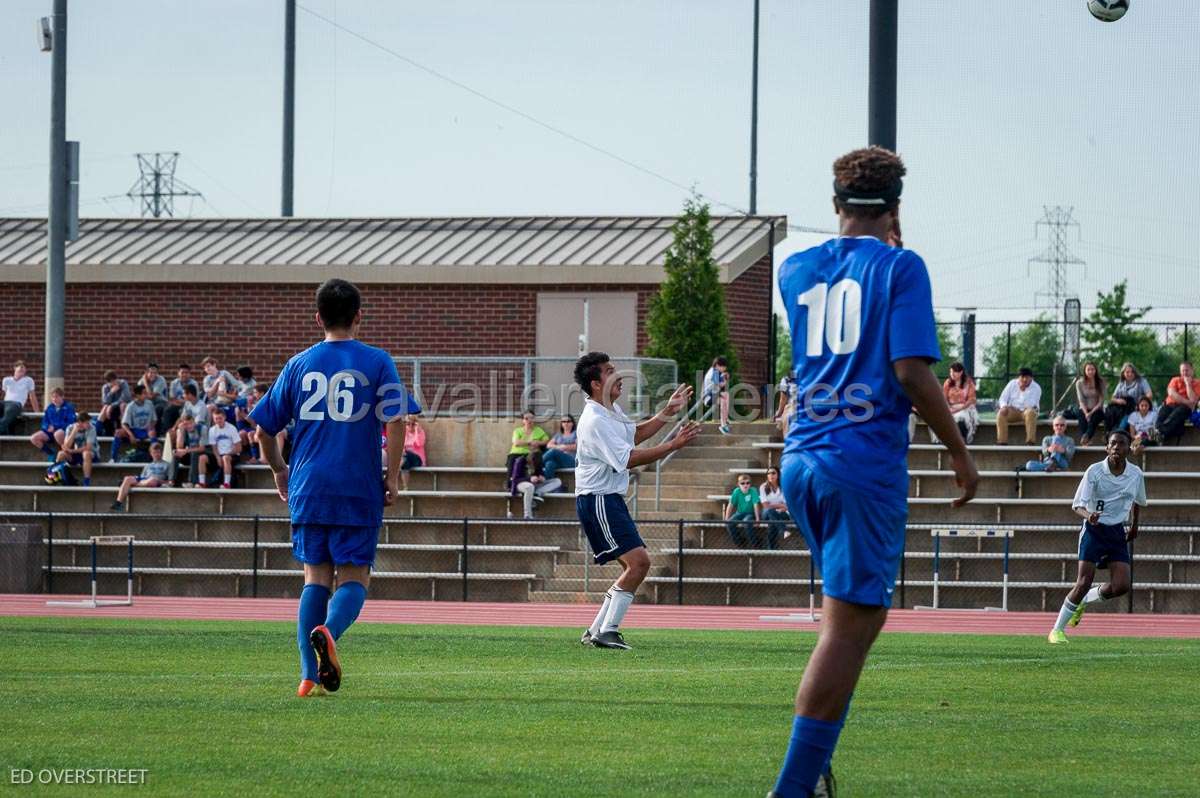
[833,178,903,206]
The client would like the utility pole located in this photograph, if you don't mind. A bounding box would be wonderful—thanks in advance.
[1029,206,1086,407]
[868,0,898,150]
[282,0,296,216]
[44,0,68,401]
[749,0,760,215]
[125,153,202,218]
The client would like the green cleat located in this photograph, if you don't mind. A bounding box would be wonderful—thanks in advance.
[1047,629,1068,644]
[1067,601,1087,628]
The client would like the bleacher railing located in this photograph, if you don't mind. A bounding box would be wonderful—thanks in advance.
[10,512,1200,614]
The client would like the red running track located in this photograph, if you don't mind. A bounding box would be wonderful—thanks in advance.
[3,594,1199,638]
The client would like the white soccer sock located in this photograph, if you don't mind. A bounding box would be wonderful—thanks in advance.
[1053,598,1077,632]
[1083,585,1108,606]
[223,469,232,487]
[588,589,614,636]
[601,588,635,634]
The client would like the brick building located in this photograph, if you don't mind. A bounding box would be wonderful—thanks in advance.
[0,215,785,406]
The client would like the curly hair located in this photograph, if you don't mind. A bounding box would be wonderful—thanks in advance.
[832,146,906,219]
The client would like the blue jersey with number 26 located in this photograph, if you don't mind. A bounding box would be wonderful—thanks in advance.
[249,339,419,527]
[779,237,939,502]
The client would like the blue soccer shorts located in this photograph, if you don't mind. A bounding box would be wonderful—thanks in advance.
[1078,521,1130,567]
[291,524,380,567]
[576,493,645,565]
[781,452,908,608]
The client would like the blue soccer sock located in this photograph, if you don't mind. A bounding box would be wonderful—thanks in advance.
[772,715,845,798]
[324,581,367,641]
[40,442,54,456]
[297,584,330,681]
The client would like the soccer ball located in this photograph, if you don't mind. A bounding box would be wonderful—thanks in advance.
[1087,0,1129,22]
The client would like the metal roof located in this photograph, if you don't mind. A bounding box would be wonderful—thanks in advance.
[0,215,787,270]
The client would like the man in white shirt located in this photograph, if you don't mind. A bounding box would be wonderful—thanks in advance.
[995,366,1042,445]
[573,352,699,650]
[0,360,40,435]
[1048,428,1147,643]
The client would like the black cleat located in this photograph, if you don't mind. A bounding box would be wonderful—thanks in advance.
[580,629,594,646]
[591,630,631,650]
[308,624,342,693]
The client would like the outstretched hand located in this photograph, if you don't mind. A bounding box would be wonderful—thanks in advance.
[949,449,978,508]
[672,421,702,450]
[664,383,693,416]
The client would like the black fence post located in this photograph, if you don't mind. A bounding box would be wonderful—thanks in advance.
[462,517,469,602]
[1185,323,1191,363]
[677,519,684,605]
[252,515,259,598]
[46,511,54,594]
[1004,322,1012,383]
[1128,541,1134,613]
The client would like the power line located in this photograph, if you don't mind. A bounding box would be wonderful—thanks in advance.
[294,3,833,234]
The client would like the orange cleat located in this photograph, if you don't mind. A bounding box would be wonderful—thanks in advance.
[308,625,342,693]
[297,679,320,697]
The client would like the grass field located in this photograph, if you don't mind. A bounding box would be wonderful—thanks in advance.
[2,617,1198,797]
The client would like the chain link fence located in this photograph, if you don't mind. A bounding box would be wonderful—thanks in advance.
[938,319,1196,411]
[6,513,1198,614]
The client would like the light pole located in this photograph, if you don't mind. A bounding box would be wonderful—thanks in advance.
[868,0,898,150]
[44,0,68,401]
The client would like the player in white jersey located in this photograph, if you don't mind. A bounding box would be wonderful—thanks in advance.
[573,352,699,649]
[1048,428,1147,643]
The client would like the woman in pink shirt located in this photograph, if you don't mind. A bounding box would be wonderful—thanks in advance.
[930,362,978,444]
[400,414,426,490]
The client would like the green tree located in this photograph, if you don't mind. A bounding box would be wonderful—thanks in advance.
[933,321,959,381]
[645,198,738,384]
[774,315,792,379]
[1081,281,1178,394]
[980,316,1062,400]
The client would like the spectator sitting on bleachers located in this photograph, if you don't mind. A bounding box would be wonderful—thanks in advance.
[206,407,241,489]
[1155,361,1199,445]
[758,465,790,549]
[110,441,170,511]
[724,473,761,547]
[111,385,157,462]
[773,372,798,434]
[1074,362,1107,447]
[235,366,256,401]
[703,356,732,435]
[31,387,75,460]
[506,410,548,494]
[236,383,265,462]
[1021,414,1077,473]
[996,367,1041,445]
[1105,362,1152,436]
[55,411,98,486]
[98,370,131,437]
[1126,397,1159,453]
[400,414,425,490]
[137,362,168,432]
[930,362,978,445]
[172,412,208,488]
[162,364,199,432]
[201,356,240,418]
[181,383,209,427]
[541,413,576,485]
[1,360,40,435]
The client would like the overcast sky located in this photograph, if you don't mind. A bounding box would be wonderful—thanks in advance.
[2,1,1197,321]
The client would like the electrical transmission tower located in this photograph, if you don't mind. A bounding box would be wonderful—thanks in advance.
[125,153,202,218]
[1028,206,1086,310]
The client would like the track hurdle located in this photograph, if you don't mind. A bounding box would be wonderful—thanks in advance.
[759,550,821,624]
[47,536,135,608]
[916,528,1014,612]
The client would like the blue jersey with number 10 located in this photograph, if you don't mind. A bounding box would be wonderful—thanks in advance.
[779,236,940,501]
[249,339,419,527]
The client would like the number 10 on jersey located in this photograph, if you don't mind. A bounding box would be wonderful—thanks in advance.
[797,279,862,357]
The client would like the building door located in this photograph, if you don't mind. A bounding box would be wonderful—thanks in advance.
[536,293,637,415]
